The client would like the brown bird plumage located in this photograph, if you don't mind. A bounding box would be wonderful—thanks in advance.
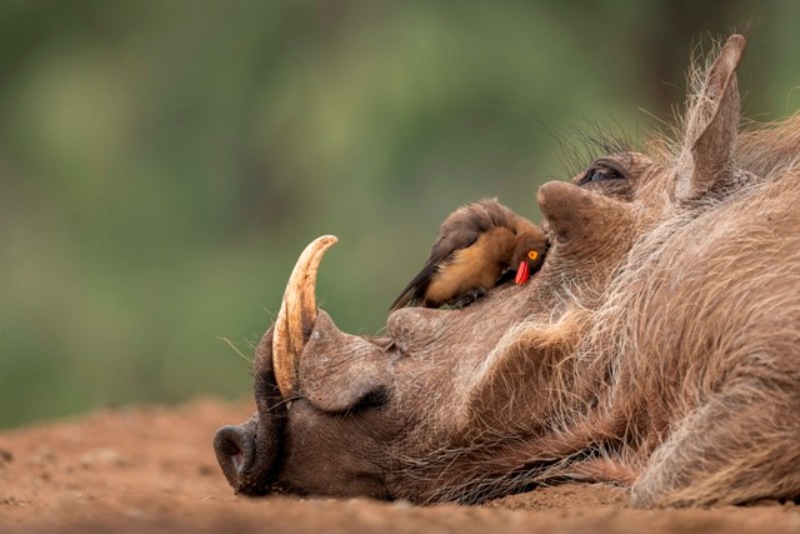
[389,199,548,311]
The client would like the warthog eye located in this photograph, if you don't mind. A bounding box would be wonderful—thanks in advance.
[578,161,625,186]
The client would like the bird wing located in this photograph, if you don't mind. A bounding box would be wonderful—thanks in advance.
[388,225,480,311]
[389,198,516,311]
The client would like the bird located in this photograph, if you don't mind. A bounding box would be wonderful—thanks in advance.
[389,198,548,311]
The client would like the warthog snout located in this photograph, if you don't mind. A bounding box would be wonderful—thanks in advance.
[213,406,281,496]
[214,322,288,496]
[214,424,256,490]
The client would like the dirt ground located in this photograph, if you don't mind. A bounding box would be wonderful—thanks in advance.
[1,399,799,534]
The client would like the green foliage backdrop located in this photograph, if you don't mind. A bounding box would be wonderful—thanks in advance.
[2,1,799,427]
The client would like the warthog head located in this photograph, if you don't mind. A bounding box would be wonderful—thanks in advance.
[215,35,800,506]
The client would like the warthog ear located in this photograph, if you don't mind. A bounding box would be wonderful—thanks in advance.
[676,34,746,200]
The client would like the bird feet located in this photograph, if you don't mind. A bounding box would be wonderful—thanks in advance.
[446,287,488,309]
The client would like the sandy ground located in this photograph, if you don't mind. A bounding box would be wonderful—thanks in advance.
[1,398,800,534]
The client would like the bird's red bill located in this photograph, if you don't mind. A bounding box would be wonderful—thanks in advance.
[515,260,530,285]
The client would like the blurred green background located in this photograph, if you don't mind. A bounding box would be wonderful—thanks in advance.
[2,1,799,428]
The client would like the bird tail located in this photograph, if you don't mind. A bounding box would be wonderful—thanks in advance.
[388,262,436,312]
[388,289,417,312]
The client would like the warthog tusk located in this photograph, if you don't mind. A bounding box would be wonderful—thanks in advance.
[272,235,338,398]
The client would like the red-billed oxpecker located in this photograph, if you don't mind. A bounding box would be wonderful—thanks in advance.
[389,199,548,311]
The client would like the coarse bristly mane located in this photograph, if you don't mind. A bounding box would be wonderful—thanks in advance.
[561,71,800,505]
[736,114,800,179]
[420,37,800,506]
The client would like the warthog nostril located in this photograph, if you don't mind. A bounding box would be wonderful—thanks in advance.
[214,425,255,490]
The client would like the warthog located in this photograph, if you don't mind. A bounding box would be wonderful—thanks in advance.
[214,35,800,507]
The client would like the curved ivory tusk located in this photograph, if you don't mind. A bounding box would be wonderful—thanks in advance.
[272,235,338,398]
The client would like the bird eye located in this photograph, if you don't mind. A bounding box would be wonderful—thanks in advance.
[527,250,538,261]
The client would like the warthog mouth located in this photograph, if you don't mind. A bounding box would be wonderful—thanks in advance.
[214,236,393,498]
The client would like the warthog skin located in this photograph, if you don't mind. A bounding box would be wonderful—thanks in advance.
[215,35,800,507]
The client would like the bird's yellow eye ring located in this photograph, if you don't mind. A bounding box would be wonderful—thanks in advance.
[527,250,538,261]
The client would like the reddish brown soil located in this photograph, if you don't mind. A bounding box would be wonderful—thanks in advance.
[1,398,799,534]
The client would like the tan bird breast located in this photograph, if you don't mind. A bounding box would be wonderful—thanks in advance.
[424,226,516,304]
